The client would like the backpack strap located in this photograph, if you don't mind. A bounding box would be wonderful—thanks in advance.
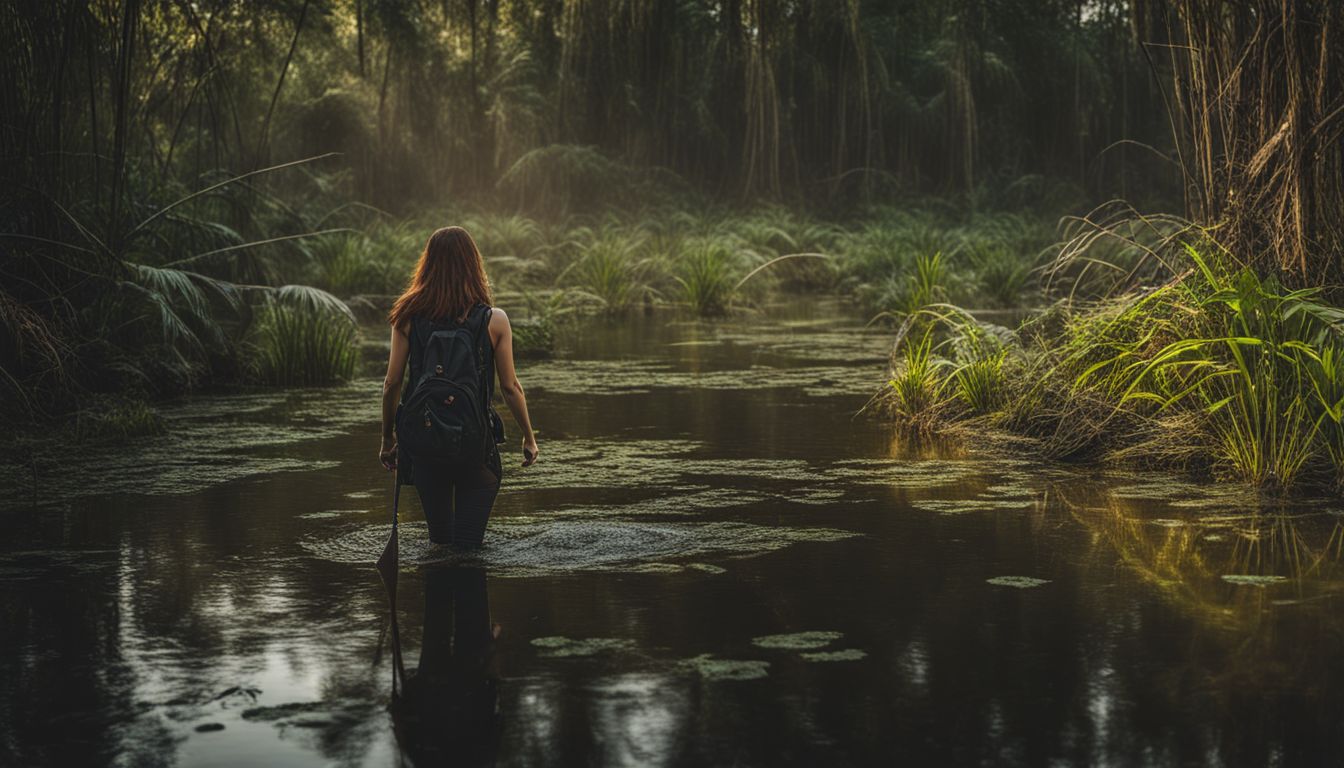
[471,303,494,411]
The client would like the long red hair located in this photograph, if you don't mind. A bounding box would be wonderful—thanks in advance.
[389,226,493,330]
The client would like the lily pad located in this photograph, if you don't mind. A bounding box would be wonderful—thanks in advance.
[751,631,843,651]
[987,576,1051,589]
[800,649,867,662]
[682,654,769,681]
[530,636,636,657]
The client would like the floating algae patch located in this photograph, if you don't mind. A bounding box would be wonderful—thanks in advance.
[516,439,827,496]
[627,563,686,574]
[554,487,770,518]
[525,358,879,397]
[0,380,380,507]
[301,516,857,576]
[298,510,363,520]
[783,488,848,505]
[682,654,769,681]
[531,636,637,658]
[712,326,890,365]
[752,631,843,651]
[1107,476,1260,510]
[800,649,867,662]
[987,576,1051,589]
[909,498,1035,516]
[1221,574,1289,588]
[825,459,981,489]
[980,482,1038,498]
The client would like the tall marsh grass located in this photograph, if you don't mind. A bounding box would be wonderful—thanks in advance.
[249,286,358,386]
[675,244,738,315]
[895,241,1344,490]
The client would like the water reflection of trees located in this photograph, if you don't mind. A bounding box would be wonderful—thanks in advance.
[1054,486,1344,761]
[1061,487,1344,630]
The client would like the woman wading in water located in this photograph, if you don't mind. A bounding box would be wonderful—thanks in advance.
[379,226,538,548]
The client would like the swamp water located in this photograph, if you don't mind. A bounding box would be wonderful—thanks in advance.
[3,300,1344,766]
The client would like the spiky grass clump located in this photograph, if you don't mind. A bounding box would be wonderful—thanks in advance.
[249,286,358,386]
[887,321,955,433]
[913,241,1344,490]
[675,244,738,316]
[557,230,659,313]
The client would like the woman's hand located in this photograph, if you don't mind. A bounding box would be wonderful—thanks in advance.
[379,439,398,471]
[521,437,539,467]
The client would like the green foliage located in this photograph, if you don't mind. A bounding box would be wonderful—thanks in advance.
[1065,246,1337,486]
[248,286,358,386]
[953,348,1008,414]
[557,230,659,313]
[970,243,1033,307]
[306,223,421,297]
[675,244,738,316]
[70,397,165,442]
[889,242,1344,490]
[888,322,952,430]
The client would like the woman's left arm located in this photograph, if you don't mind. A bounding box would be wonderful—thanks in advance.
[380,325,410,470]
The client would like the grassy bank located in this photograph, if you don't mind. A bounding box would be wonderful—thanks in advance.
[882,235,1344,493]
[302,202,1057,316]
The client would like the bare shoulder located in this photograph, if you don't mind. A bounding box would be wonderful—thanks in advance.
[488,306,510,342]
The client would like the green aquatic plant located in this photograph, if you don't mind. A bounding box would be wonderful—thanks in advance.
[800,649,867,662]
[557,232,658,313]
[1072,245,1336,486]
[969,242,1034,307]
[751,631,843,651]
[249,286,358,386]
[1303,343,1344,486]
[682,654,770,681]
[986,576,1050,588]
[530,636,636,657]
[675,244,739,315]
[1220,574,1288,588]
[887,321,952,429]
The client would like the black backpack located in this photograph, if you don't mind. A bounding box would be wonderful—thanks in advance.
[396,305,494,467]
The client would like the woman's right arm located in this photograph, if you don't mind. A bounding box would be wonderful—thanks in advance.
[489,308,538,466]
[379,324,410,470]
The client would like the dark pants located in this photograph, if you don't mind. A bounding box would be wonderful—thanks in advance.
[413,451,501,548]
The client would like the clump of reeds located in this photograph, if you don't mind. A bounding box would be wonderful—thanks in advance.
[675,244,739,316]
[248,286,358,386]
[893,239,1344,491]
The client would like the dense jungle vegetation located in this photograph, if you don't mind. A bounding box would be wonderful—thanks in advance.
[2,1,1341,492]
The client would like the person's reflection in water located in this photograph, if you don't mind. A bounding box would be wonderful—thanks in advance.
[390,567,501,766]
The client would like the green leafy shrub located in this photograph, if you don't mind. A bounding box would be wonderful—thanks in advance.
[675,244,738,315]
[249,286,358,386]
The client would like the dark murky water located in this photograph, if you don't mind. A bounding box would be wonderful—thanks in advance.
[4,301,1344,766]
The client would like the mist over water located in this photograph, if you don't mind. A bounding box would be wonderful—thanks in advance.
[3,301,1343,766]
